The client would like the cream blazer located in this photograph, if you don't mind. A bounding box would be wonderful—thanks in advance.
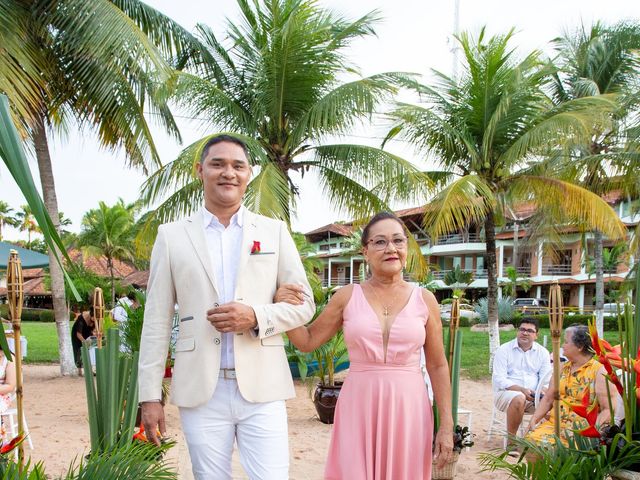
[138,210,315,407]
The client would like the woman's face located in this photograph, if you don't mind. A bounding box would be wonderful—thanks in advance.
[562,330,581,360]
[362,218,407,277]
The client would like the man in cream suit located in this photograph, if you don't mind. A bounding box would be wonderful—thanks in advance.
[138,134,315,479]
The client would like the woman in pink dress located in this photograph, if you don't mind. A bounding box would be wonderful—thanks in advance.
[285,212,454,480]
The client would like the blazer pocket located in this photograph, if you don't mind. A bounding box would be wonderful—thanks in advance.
[260,335,285,347]
[175,337,195,352]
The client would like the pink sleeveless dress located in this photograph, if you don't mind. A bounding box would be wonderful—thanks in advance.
[324,284,433,480]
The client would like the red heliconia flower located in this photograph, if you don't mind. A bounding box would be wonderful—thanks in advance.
[599,354,624,395]
[589,322,603,356]
[0,434,25,454]
[251,241,261,254]
[577,425,602,438]
[133,423,147,442]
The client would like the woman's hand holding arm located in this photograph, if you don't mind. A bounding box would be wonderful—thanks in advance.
[284,286,351,352]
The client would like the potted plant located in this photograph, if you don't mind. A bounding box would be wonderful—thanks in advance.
[309,330,349,424]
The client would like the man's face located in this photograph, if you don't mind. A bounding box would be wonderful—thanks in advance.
[196,141,252,212]
[516,322,538,349]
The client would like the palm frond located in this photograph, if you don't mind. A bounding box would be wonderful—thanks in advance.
[244,163,292,222]
[422,175,496,239]
[508,175,626,240]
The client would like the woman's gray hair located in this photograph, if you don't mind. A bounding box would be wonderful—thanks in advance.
[565,324,593,354]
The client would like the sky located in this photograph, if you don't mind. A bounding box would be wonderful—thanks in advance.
[1,0,638,241]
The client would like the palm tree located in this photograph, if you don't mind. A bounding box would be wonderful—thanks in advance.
[550,22,640,334]
[0,201,18,241]
[77,200,137,305]
[140,0,430,231]
[387,28,626,362]
[15,204,40,245]
[0,0,200,375]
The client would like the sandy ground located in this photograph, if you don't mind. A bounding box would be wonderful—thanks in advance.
[19,364,510,479]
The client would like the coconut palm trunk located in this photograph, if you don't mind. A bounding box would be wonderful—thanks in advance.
[485,210,500,366]
[33,113,76,376]
[594,230,605,336]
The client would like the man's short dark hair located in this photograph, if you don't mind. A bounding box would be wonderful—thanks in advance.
[199,134,250,164]
[519,316,539,332]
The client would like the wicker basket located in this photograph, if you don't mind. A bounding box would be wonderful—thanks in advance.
[432,451,460,480]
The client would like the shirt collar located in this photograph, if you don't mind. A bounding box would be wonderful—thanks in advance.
[202,205,245,229]
[511,338,540,352]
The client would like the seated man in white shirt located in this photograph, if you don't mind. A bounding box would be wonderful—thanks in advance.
[492,317,551,445]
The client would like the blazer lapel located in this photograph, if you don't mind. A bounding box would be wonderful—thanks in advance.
[236,210,258,289]
[184,212,218,295]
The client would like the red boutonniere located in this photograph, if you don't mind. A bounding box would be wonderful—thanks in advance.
[251,241,261,254]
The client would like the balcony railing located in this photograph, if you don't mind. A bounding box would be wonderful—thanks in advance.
[502,266,531,276]
[432,269,487,280]
[434,233,484,245]
[541,264,573,275]
[320,273,413,287]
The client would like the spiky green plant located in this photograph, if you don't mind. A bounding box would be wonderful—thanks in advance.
[81,329,139,453]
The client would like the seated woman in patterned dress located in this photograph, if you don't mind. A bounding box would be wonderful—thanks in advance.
[525,324,613,446]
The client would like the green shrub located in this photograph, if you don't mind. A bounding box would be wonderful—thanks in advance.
[509,313,618,330]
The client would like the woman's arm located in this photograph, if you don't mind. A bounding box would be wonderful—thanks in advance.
[527,377,556,431]
[285,286,351,352]
[0,360,16,396]
[594,366,613,425]
[422,290,454,468]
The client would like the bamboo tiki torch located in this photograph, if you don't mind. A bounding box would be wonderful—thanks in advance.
[449,297,460,380]
[7,250,25,467]
[93,287,104,349]
[548,283,564,439]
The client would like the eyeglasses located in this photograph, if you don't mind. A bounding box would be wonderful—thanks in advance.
[367,236,408,251]
[518,327,537,334]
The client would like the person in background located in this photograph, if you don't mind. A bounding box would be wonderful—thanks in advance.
[526,324,613,446]
[492,316,551,451]
[71,308,95,377]
[0,349,16,444]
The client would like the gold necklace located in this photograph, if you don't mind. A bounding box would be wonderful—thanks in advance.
[368,282,401,318]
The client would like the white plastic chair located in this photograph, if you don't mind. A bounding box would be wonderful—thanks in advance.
[487,371,550,448]
[1,395,33,452]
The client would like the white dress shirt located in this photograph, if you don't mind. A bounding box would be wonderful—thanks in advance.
[492,338,551,392]
[203,206,245,369]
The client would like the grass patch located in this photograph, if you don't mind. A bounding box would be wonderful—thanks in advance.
[459,327,620,381]
[20,322,60,364]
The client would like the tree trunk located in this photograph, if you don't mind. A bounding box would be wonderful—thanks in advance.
[594,230,605,336]
[33,114,77,376]
[485,210,500,370]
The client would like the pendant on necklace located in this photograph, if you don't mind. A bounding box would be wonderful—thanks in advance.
[383,307,389,317]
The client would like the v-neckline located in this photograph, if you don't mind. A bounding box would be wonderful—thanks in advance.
[359,284,415,363]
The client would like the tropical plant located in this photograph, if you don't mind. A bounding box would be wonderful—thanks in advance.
[500,265,532,297]
[479,432,640,480]
[550,22,640,335]
[139,0,431,272]
[120,291,146,354]
[0,201,18,241]
[386,27,626,364]
[81,328,139,454]
[76,200,137,305]
[15,205,40,246]
[443,265,474,291]
[419,270,439,293]
[44,262,112,311]
[292,232,324,301]
[474,296,515,325]
[0,0,200,376]
[584,243,628,302]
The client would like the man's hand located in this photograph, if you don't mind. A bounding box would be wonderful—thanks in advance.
[522,387,535,402]
[207,302,257,333]
[141,402,166,447]
[274,283,305,305]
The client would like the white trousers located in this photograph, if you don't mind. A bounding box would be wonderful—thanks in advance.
[180,377,289,480]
